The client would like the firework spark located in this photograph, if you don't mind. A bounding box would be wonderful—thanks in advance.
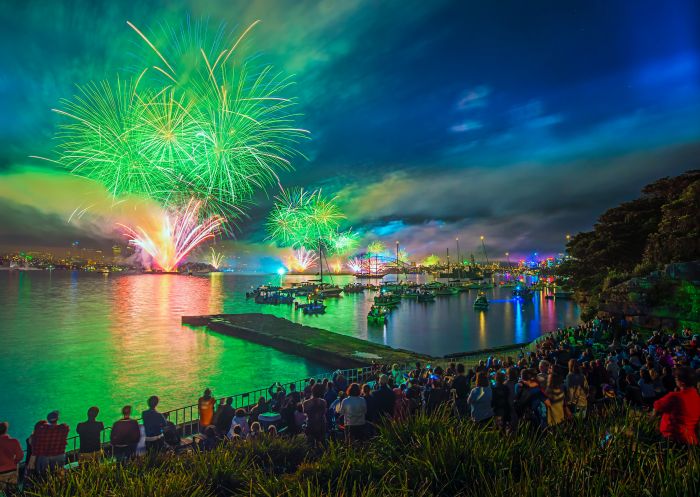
[285,247,318,272]
[366,241,386,256]
[347,256,364,273]
[118,199,224,272]
[52,20,308,224]
[266,188,346,249]
[209,247,225,270]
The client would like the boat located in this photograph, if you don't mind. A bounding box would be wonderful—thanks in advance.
[553,290,574,299]
[342,283,365,294]
[255,288,295,305]
[315,283,342,298]
[512,286,534,299]
[473,293,489,310]
[417,292,436,302]
[296,301,326,314]
[374,293,401,306]
[367,306,389,324]
[435,285,459,296]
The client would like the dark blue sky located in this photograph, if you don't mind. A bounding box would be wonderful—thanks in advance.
[1,0,699,258]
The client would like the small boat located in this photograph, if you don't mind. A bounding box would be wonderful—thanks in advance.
[343,283,365,294]
[315,284,343,298]
[296,301,326,314]
[512,286,534,299]
[417,292,436,302]
[367,306,389,324]
[374,293,401,306]
[553,290,574,299]
[545,294,555,300]
[435,286,459,296]
[473,293,489,310]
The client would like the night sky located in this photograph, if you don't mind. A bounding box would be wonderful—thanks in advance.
[1,0,699,260]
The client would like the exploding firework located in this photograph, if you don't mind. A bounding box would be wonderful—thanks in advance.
[398,249,409,264]
[332,230,359,254]
[366,241,386,256]
[266,188,346,250]
[285,247,318,272]
[209,247,225,270]
[51,20,308,223]
[118,199,224,272]
[347,256,364,273]
[330,259,342,274]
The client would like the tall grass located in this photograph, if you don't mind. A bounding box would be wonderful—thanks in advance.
[24,406,700,497]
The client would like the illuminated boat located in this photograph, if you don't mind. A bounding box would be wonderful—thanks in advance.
[367,306,389,324]
[417,292,436,302]
[316,284,343,298]
[473,293,489,310]
[512,286,534,299]
[374,293,401,306]
[296,301,326,314]
[342,283,365,293]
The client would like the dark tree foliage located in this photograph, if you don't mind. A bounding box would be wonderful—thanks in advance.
[559,170,700,296]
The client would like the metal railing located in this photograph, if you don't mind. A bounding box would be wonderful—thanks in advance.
[61,364,401,457]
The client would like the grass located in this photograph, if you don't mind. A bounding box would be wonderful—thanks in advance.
[23,406,700,497]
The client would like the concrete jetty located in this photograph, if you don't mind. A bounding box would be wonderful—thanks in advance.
[182,313,435,369]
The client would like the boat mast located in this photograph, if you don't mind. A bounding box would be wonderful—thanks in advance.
[480,236,489,265]
[318,238,323,283]
[446,247,450,275]
[395,241,399,283]
[456,237,461,279]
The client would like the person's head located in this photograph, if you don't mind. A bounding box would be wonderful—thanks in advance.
[675,367,698,389]
[379,374,389,387]
[233,424,242,435]
[289,383,296,392]
[0,422,8,436]
[204,388,211,397]
[47,410,59,423]
[312,383,325,398]
[296,403,304,413]
[361,384,371,396]
[204,425,217,438]
[337,390,346,400]
[495,371,506,385]
[475,372,490,388]
[547,373,563,390]
[226,397,233,405]
[457,363,465,374]
[507,367,519,382]
[267,425,278,436]
[257,396,266,406]
[327,381,334,391]
[568,359,580,374]
[251,422,261,433]
[122,405,132,418]
[640,369,652,383]
[87,406,99,421]
[309,379,316,386]
[148,396,159,409]
[235,408,246,417]
[347,383,361,397]
[520,369,538,387]
[539,360,551,374]
[392,363,399,372]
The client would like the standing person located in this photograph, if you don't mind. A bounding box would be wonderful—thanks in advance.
[76,407,104,463]
[198,388,216,432]
[653,367,700,445]
[491,371,511,428]
[340,383,367,442]
[546,374,566,426]
[32,411,69,475]
[514,369,550,430]
[142,396,167,452]
[0,422,24,490]
[213,397,235,436]
[370,375,395,421]
[110,406,140,462]
[303,383,328,446]
[451,364,470,418]
[467,372,494,423]
[564,360,589,417]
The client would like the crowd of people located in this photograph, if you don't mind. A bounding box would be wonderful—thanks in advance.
[2,317,700,492]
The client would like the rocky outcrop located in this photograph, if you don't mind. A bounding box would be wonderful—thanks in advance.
[598,261,700,330]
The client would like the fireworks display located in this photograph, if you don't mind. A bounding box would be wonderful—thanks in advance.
[266,188,346,250]
[49,19,308,270]
[421,254,441,267]
[209,247,225,270]
[366,241,386,256]
[347,256,364,273]
[285,247,318,272]
[118,199,224,272]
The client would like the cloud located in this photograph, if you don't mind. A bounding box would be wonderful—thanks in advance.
[450,121,483,133]
[337,141,700,257]
[456,85,491,110]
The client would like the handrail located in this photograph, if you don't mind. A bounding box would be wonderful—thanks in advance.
[60,364,398,456]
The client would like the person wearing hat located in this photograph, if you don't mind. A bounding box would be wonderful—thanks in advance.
[32,411,69,475]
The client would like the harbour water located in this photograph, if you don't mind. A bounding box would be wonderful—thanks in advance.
[0,270,579,443]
